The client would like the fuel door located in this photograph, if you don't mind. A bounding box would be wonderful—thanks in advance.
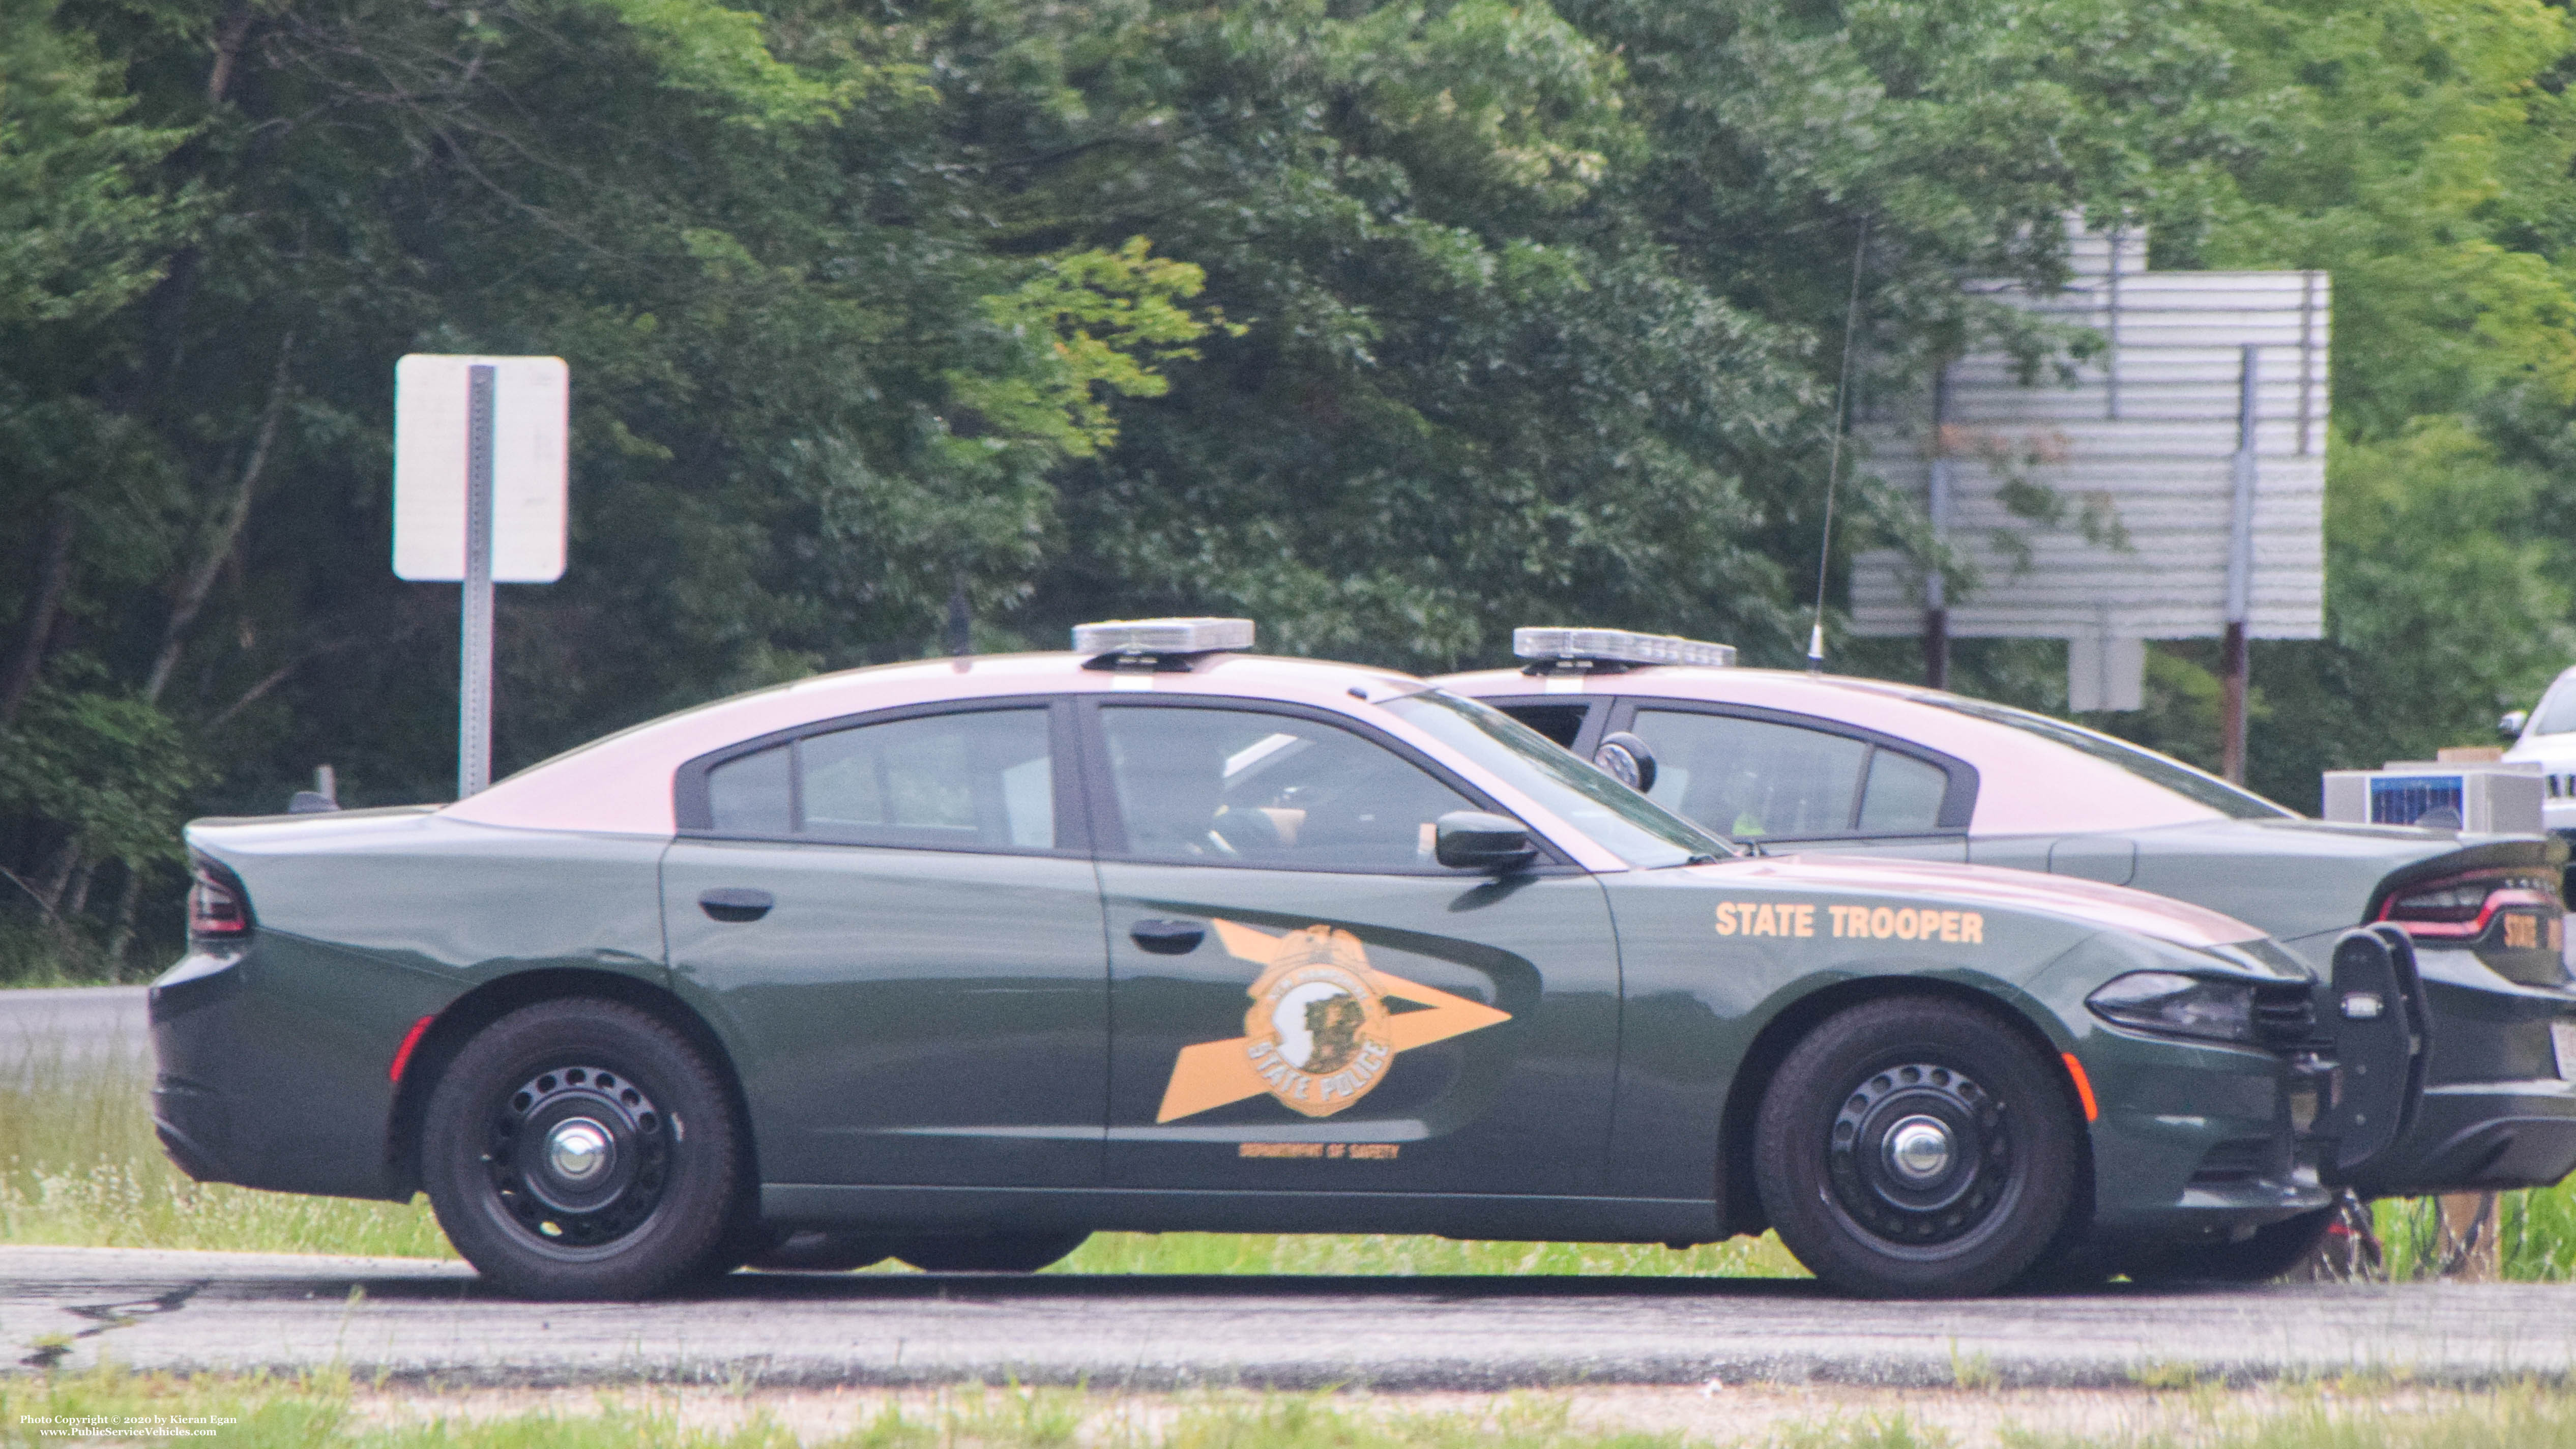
[2047,835,2137,887]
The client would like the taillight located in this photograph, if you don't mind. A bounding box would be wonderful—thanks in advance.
[187,859,251,939]
[2376,870,2561,941]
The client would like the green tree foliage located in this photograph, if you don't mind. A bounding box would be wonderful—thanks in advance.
[2030,0,2576,805]
[7,0,2575,970]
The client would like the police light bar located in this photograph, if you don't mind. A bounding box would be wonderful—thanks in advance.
[1072,617,1256,657]
[1513,627,1736,669]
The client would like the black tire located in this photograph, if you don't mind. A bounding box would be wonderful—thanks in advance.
[1755,997,2082,1298]
[421,998,743,1299]
[749,1229,897,1273]
[896,1231,1090,1273]
[2122,1206,2337,1286]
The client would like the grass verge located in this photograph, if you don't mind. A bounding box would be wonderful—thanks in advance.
[14,1370,2576,1448]
[0,1044,449,1259]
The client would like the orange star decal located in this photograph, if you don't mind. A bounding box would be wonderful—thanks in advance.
[1154,919,1512,1123]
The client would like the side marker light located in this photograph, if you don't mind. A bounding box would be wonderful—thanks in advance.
[2061,1052,2099,1122]
[388,1015,436,1084]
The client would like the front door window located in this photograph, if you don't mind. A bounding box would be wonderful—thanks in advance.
[1097,707,1478,869]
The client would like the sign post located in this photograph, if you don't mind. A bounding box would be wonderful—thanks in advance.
[2221,344,2259,782]
[393,355,568,798]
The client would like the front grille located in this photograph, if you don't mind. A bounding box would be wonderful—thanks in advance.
[2188,1136,2286,1187]
[2253,983,2318,1048]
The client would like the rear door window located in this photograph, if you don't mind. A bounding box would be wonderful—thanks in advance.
[696,706,1059,851]
[1856,749,1949,833]
[1633,711,1866,839]
[1625,707,1968,843]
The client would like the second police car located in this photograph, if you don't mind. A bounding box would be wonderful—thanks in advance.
[155,620,2414,1298]
[1441,627,2576,1235]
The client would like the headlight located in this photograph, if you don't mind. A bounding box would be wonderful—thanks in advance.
[2086,971,2257,1044]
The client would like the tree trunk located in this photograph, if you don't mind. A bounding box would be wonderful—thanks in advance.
[205,1,258,107]
[36,837,80,916]
[145,335,294,705]
[2435,1192,2501,1281]
[61,858,95,920]
[105,866,145,980]
[0,507,77,727]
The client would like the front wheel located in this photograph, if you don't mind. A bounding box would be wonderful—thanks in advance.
[421,998,743,1299]
[1755,997,2082,1297]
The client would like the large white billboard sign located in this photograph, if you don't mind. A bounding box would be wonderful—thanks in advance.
[1846,227,2327,708]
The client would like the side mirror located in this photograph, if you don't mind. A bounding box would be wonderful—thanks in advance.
[1594,731,1658,794]
[1435,810,1538,874]
[2500,710,2530,742]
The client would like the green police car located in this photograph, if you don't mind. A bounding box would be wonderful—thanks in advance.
[1438,628,2576,1210]
[155,620,2408,1299]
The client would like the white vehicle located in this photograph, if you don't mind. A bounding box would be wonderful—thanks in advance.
[2500,665,2576,838]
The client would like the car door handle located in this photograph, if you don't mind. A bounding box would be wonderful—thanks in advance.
[1129,918,1205,954]
[699,888,774,923]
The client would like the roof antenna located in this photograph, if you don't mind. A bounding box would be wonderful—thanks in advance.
[1807,216,1870,676]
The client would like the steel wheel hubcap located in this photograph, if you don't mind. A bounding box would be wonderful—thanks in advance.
[547,1118,614,1182]
[483,1065,669,1250]
[1884,1115,1954,1181]
[1827,1061,2011,1248]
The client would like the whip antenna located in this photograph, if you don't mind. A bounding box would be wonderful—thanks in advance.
[1807,217,1870,675]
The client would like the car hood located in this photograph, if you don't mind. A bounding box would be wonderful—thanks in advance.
[1680,852,2266,952]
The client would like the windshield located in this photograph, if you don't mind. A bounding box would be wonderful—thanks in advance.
[2532,674,2576,736]
[1384,690,1736,868]
[1922,695,2292,820]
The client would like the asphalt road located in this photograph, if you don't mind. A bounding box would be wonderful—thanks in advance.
[0,986,149,1077]
[4,1245,2574,1389]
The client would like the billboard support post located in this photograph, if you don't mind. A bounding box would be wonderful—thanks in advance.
[2222,344,2258,783]
[1922,362,1953,689]
[459,363,497,798]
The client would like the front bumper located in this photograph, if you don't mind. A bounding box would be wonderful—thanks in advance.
[2083,1029,2334,1241]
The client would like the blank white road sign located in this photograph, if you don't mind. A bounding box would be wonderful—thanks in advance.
[393,354,568,583]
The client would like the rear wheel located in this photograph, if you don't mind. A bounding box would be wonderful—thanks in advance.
[421,998,741,1300]
[896,1232,1090,1273]
[1755,997,2082,1297]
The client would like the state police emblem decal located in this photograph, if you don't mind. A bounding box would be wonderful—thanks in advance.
[1241,927,1398,1117]
[1155,920,1512,1123]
